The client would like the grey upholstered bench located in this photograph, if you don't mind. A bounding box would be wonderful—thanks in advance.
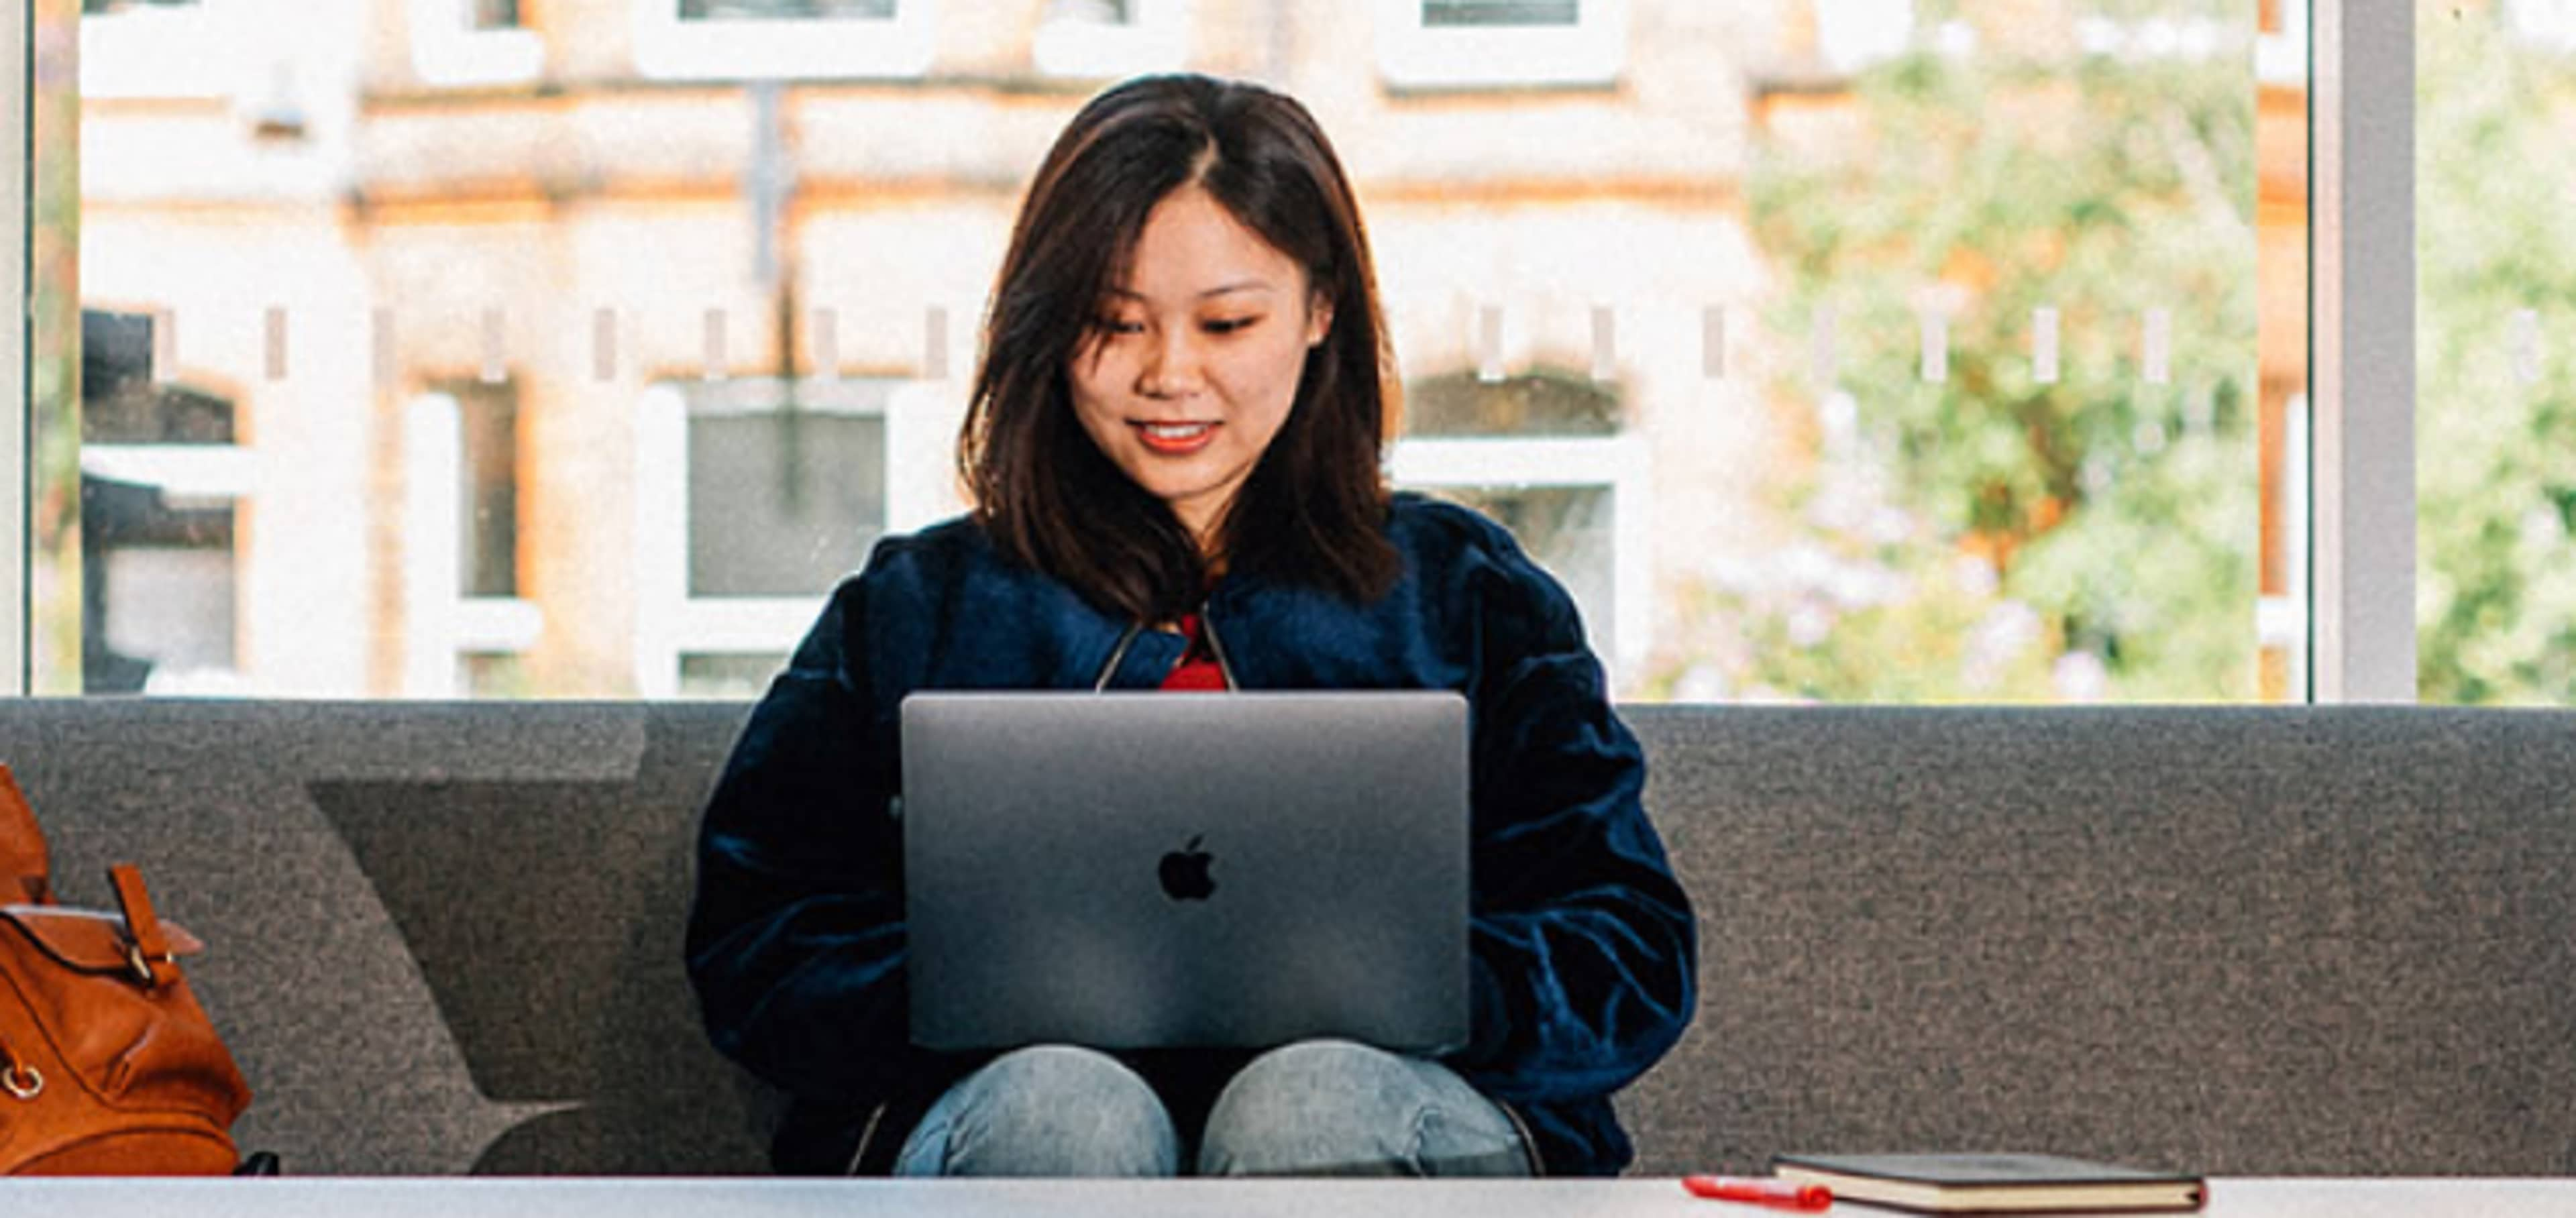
[3,701,2569,1175]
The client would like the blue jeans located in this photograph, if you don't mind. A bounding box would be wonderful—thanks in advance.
[890,1040,1532,1177]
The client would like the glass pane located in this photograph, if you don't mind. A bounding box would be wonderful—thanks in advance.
[679,0,898,20]
[2417,0,2576,705]
[460,652,534,698]
[1407,372,1620,438]
[1424,1,1580,27]
[451,383,521,599]
[1045,0,1136,23]
[83,485,235,694]
[1721,0,2273,704]
[83,311,233,443]
[681,653,790,698]
[52,0,2296,700]
[687,408,885,598]
[1428,486,1615,661]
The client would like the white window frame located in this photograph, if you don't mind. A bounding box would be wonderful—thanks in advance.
[408,0,546,89]
[1375,0,1627,89]
[631,0,936,81]
[76,443,254,694]
[1388,434,1652,687]
[1032,0,1189,79]
[401,394,543,698]
[2308,0,2414,701]
[632,376,960,698]
[80,0,234,101]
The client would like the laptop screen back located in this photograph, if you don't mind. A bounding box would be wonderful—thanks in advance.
[901,691,1469,1053]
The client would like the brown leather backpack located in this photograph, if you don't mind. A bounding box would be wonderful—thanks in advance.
[0,764,250,1174]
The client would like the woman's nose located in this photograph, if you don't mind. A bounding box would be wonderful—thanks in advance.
[1138,329,1204,398]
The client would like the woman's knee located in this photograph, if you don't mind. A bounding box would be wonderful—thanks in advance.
[1197,1039,1527,1177]
[896,1045,1178,1177]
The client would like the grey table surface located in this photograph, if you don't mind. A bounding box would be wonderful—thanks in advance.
[3,1178,2573,1217]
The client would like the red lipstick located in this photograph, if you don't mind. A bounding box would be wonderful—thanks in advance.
[1133,421,1219,455]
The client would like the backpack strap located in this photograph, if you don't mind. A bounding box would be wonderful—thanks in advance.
[110,864,176,987]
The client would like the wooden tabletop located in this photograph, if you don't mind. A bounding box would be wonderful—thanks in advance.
[4,1177,2570,1216]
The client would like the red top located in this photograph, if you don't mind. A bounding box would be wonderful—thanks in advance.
[1159,614,1227,691]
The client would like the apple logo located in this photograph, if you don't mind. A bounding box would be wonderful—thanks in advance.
[1158,835,1216,902]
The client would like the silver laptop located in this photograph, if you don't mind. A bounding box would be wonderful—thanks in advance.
[901,691,1469,1053]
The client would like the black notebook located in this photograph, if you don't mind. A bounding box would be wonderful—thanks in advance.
[1769,1153,2206,1215]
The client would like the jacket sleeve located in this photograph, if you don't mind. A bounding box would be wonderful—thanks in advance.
[1445,543,1699,1103]
[684,567,965,1104]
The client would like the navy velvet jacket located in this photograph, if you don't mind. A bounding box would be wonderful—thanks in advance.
[686,494,1697,1176]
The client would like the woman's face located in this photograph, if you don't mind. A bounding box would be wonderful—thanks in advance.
[1068,184,1332,551]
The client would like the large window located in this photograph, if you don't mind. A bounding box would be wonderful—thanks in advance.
[409,0,545,88]
[1033,0,1187,79]
[78,309,243,694]
[632,0,934,79]
[2416,0,2576,704]
[630,376,950,697]
[1393,370,1644,682]
[15,0,2505,705]
[1375,0,1627,86]
[1738,1,2270,702]
[78,0,224,99]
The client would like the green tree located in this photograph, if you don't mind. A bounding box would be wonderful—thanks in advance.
[2416,4,2576,704]
[1663,9,2260,702]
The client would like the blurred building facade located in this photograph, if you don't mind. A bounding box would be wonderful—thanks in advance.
[68,0,2301,700]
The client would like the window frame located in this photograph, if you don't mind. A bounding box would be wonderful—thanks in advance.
[630,376,957,698]
[629,0,937,81]
[1387,433,1652,687]
[401,392,543,698]
[408,0,546,89]
[2307,0,2414,702]
[1374,0,1628,89]
[79,0,233,101]
[1031,0,1189,79]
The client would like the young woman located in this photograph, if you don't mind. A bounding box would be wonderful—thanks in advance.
[686,73,1695,1179]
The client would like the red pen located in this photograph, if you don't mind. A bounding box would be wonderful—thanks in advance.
[1683,1175,1835,1210]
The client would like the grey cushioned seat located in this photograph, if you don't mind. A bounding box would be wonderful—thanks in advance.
[2,701,2567,1175]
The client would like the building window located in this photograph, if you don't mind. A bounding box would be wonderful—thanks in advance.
[78,309,246,695]
[1375,0,1625,87]
[632,378,909,697]
[80,0,226,99]
[1390,370,1648,683]
[684,398,887,598]
[684,0,898,17]
[633,0,935,80]
[1033,0,1187,79]
[402,389,543,698]
[410,0,545,87]
[451,384,521,600]
[1424,1,1576,25]
[678,653,792,700]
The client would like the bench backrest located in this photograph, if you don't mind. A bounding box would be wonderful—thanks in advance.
[4,701,2569,1176]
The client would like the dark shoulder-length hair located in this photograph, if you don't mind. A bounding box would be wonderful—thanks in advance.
[959,73,1401,623]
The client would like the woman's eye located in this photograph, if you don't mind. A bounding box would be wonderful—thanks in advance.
[1203,317,1260,335]
[1097,317,1145,335]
